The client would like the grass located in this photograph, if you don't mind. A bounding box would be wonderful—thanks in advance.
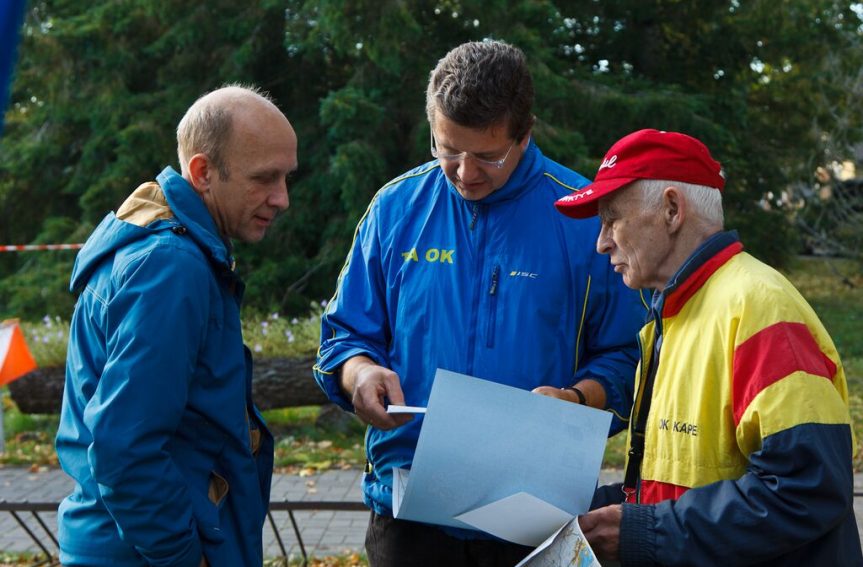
[0,392,59,468]
[262,407,366,474]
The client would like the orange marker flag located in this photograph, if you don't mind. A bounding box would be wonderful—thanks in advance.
[0,320,37,386]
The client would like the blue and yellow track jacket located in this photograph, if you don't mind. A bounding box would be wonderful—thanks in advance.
[56,168,274,567]
[314,141,646,519]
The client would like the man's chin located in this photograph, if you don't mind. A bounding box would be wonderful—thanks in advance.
[237,230,267,244]
[456,183,494,201]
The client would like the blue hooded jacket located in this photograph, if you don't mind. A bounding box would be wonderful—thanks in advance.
[56,167,274,567]
[314,142,645,520]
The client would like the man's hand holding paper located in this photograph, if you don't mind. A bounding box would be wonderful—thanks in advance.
[340,355,413,430]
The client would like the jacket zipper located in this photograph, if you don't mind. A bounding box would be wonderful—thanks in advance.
[469,204,479,230]
[485,265,500,348]
[465,202,484,373]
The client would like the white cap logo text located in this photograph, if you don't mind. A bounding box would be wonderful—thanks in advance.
[599,155,617,170]
[562,188,594,202]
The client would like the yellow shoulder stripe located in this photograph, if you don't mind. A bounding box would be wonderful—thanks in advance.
[543,172,584,192]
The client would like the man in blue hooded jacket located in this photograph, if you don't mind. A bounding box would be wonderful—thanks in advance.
[314,40,645,566]
[56,85,297,566]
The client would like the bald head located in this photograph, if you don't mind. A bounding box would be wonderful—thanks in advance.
[177,85,287,179]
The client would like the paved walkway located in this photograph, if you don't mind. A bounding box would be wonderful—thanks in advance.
[0,467,861,562]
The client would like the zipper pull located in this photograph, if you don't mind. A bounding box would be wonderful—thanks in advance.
[469,204,479,230]
[489,265,499,295]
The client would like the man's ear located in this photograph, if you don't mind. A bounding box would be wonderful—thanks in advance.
[187,154,211,196]
[519,128,532,150]
[663,185,685,234]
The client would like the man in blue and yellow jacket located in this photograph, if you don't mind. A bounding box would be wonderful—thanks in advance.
[557,129,862,566]
[56,86,297,566]
[314,40,645,566]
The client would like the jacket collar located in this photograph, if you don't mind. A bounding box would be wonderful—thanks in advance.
[157,166,232,268]
[654,230,744,318]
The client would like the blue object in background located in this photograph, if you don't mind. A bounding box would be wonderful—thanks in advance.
[0,0,28,136]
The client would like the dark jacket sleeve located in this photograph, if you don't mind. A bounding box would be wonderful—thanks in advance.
[590,482,627,510]
[619,422,857,566]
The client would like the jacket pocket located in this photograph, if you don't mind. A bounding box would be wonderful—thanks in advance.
[208,471,229,506]
[196,471,228,544]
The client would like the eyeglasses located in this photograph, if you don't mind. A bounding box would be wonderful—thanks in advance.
[430,131,516,170]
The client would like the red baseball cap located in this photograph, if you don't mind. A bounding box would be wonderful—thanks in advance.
[555,129,725,219]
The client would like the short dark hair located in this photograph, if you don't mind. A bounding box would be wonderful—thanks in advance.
[426,40,535,141]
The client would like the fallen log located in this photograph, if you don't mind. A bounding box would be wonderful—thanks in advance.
[251,356,329,410]
[8,356,329,414]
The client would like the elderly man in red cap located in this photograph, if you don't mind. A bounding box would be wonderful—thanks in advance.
[555,129,861,566]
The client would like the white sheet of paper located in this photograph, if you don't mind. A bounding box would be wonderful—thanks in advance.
[454,492,573,547]
[394,370,611,533]
[386,405,427,414]
[392,467,409,516]
[514,516,602,567]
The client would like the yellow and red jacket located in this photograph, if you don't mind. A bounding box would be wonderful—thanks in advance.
[604,231,862,566]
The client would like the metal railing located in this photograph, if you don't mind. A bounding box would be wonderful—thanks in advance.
[0,499,369,567]
[6,493,863,566]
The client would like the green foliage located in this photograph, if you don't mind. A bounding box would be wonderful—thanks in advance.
[20,315,69,367]
[18,306,324,365]
[242,303,324,358]
[2,0,862,319]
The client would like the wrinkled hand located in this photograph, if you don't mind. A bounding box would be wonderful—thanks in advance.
[351,362,413,430]
[579,505,622,560]
[532,385,583,404]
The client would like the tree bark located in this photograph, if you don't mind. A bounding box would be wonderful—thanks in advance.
[8,356,330,414]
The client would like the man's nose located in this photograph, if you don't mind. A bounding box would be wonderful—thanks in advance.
[596,224,612,255]
[457,156,481,181]
[270,181,290,211]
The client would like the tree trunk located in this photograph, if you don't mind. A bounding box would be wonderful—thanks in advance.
[251,356,330,410]
[8,356,330,414]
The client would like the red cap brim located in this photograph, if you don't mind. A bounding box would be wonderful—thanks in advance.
[554,177,638,219]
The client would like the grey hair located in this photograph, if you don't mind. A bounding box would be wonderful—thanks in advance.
[637,179,724,227]
[426,40,535,141]
[177,84,274,180]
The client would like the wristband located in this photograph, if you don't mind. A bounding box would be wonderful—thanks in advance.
[562,385,587,405]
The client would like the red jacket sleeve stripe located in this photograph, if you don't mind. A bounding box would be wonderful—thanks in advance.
[732,321,836,426]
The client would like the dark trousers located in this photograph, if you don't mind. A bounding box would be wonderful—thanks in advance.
[365,511,534,567]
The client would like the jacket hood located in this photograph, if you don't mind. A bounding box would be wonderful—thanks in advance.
[70,167,230,293]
